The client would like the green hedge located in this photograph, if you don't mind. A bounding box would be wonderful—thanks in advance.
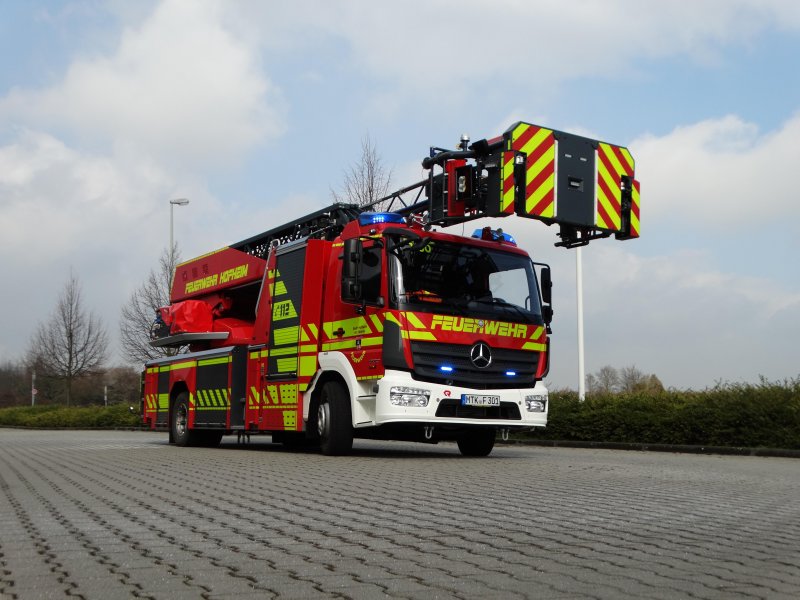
[0,404,141,429]
[526,378,800,449]
[2,378,799,450]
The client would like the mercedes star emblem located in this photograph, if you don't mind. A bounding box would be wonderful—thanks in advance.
[470,342,492,369]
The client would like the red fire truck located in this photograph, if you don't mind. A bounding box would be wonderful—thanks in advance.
[142,122,640,456]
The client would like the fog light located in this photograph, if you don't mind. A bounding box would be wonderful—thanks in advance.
[390,386,430,407]
[524,394,548,412]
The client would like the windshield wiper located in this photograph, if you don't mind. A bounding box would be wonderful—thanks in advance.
[470,297,534,322]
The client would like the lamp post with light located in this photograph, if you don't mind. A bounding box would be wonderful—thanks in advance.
[169,198,190,262]
[576,246,586,401]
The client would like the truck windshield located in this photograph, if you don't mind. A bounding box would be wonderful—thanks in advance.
[390,239,543,324]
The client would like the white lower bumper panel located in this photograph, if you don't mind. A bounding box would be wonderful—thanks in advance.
[373,370,548,428]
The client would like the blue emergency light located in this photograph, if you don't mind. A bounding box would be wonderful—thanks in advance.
[471,227,517,245]
[359,212,406,226]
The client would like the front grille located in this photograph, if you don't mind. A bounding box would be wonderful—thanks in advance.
[410,341,538,389]
[435,399,522,420]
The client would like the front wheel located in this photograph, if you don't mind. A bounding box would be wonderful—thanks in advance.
[317,381,353,456]
[457,429,496,457]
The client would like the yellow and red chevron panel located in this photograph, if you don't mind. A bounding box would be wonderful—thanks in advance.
[629,179,641,238]
[499,151,516,215]
[506,123,556,220]
[596,142,635,232]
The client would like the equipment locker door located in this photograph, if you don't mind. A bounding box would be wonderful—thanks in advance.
[261,245,305,431]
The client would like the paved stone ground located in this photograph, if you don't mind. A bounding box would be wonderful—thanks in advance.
[0,429,798,600]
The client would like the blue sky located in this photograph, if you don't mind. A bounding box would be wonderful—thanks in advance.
[1,0,798,389]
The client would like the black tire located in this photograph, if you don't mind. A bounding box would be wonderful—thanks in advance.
[317,381,353,456]
[457,429,496,457]
[170,392,195,446]
[171,392,220,447]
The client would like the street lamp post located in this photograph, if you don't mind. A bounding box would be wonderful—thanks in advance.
[576,246,586,401]
[169,198,190,261]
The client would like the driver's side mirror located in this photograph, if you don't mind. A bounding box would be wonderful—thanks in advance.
[540,266,552,305]
[342,237,362,302]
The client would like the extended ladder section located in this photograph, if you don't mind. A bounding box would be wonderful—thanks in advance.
[230,203,363,258]
[374,121,641,249]
[213,121,640,256]
[170,120,640,307]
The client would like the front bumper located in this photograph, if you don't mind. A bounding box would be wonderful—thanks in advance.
[373,370,548,429]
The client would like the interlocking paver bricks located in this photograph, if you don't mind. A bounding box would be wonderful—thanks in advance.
[1,429,799,600]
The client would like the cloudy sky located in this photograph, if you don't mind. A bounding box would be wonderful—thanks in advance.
[1,0,798,390]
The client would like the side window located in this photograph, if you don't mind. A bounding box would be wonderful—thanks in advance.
[361,245,382,303]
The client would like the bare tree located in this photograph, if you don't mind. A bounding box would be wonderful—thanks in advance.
[586,365,621,394]
[587,364,664,395]
[332,134,393,209]
[119,245,182,365]
[619,366,664,394]
[28,273,108,406]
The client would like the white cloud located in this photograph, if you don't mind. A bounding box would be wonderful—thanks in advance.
[0,0,284,170]
[549,243,800,389]
[0,130,180,360]
[241,0,800,97]
[0,0,292,362]
[632,112,800,229]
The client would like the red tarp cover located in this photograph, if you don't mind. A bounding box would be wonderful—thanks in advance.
[159,300,213,334]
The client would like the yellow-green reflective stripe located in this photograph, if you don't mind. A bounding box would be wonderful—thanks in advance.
[384,312,401,327]
[408,331,436,341]
[198,356,231,367]
[170,360,197,371]
[321,336,382,351]
[299,355,317,376]
[522,342,547,352]
[369,314,384,332]
[274,325,300,345]
[273,300,298,320]
[404,312,425,329]
[277,357,298,372]
[270,347,298,357]
[322,316,371,338]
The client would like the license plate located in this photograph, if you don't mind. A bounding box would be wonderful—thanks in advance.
[461,394,500,407]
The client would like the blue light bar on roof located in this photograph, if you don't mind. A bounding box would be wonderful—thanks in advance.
[359,212,405,226]
[471,227,517,245]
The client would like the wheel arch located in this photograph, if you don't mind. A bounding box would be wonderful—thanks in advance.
[304,352,362,426]
[305,370,349,434]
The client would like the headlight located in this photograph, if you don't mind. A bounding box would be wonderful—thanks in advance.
[524,393,548,413]
[390,386,430,407]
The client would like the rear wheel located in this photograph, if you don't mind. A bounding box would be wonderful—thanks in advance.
[457,429,496,457]
[171,392,221,447]
[170,392,194,446]
[317,381,353,456]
